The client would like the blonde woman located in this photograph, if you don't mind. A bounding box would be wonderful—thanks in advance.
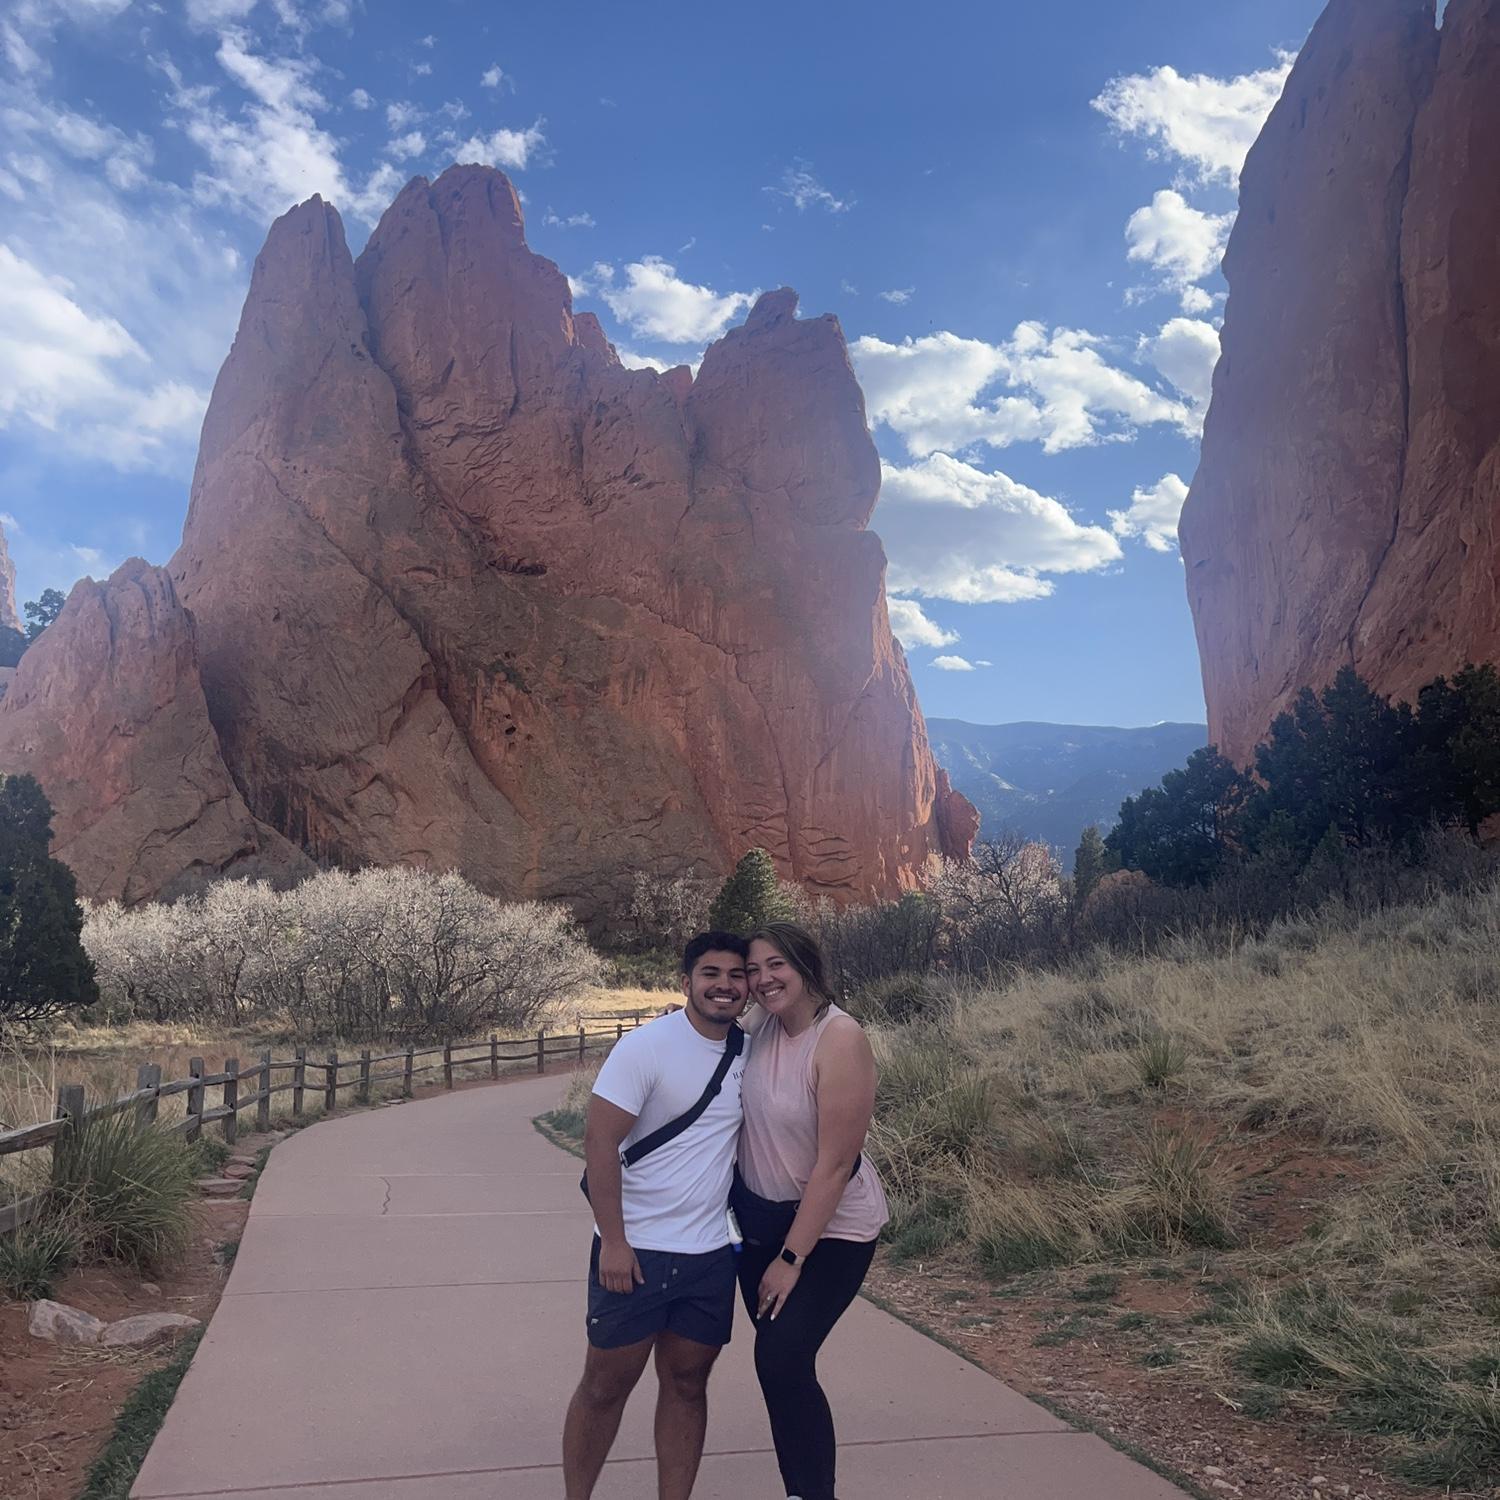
[731,921,888,1500]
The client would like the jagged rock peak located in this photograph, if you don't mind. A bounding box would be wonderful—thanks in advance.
[1,163,973,910]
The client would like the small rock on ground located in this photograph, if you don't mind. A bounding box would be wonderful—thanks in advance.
[222,1163,255,1179]
[28,1300,105,1345]
[100,1313,201,1349]
[198,1178,243,1197]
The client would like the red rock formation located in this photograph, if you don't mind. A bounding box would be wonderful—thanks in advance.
[0,521,18,633]
[0,561,308,902]
[6,165,970,907]
[1182,0,1500,764]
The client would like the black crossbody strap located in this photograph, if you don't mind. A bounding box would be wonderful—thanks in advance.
[620,1023,744,1169]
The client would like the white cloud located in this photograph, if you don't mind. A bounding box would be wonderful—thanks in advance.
[543,208,594,229]
[1180,285,1215,315]
[853,323,1193,458]
[388,130,425,160]
[385,99,420,129]
[0,243,208,464]
[615,348,673,373]
[766,162,852,214]
[1110,473,1190,553]
[573,257,756,346]
[1125,188,1231,301]
[348,86,372,109]
[887,597,958,650]
[481,64,502,88]
[932,655,976,672]
[852,332,1040,457]
[1003,321,1193,452]
[840,279,858,296]
[418,33,435,47]
[1141,316,1220,419]
[1092,52,1294,186]
[3,96,154,194]
[877,453,1121,604]
[878,286,914,304]
[185,0,259,27]
[412,61,432,76]
[454,119,547,170]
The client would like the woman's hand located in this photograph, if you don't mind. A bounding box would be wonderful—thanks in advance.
[757,1257,802,1321]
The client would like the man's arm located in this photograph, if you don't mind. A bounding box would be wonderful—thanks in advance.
[585,1093,646,1294]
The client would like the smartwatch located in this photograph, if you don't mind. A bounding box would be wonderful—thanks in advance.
[778,1246,805,1268]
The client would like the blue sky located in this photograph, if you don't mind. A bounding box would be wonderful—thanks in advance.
[0,0,1326,726]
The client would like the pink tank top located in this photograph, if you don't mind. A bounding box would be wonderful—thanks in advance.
[738,1004,889,1243]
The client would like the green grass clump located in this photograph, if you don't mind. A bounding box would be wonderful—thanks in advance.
[883,1191,965,1264]
[78,1329,204,1500]
[0,1208,78,1299]
[1141,1344,1181,1367]
[1071,1271,1122,1303]
[50,1108,199,1269]
[1133,1031,1188,1089]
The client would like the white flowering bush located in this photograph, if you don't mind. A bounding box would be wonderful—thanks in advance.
[83,868,603,1040]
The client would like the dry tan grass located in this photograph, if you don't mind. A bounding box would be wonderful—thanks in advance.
[865,884,1500,1483]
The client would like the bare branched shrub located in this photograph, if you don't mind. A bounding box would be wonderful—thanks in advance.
[625,872,714,952]
[84,869,603,1041]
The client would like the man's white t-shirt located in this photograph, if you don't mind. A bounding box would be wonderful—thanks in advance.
[590,1009,748,1254]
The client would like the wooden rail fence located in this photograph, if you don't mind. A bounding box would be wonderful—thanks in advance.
[0,1011,663,1239]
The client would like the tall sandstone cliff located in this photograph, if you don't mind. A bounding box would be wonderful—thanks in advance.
[0,166,973,909]
[1180,0,1500,765]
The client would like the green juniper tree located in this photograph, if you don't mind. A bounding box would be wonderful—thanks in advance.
[23,588,66,642]
[0,773,97,1034]
[1071,824,1108,908]
[708,848,792,934]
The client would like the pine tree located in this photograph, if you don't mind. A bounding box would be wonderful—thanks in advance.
[0,773,97,1033]
[1072,824,1107,908]
[707,848,792,934]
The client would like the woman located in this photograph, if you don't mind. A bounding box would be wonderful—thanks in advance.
[732,921,888,1500]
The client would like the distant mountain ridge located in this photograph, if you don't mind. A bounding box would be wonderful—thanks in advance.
[926,719,1208,864]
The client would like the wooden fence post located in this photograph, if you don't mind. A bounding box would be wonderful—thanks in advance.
[53,1083,86,1185]
[578,1025,586,1063]
[443,1043,454,1091]
[186,1058,205,1143]
[402,1046,414,1098]
[616,1022,624,1043]
[325,1053,338,1114]
[292,1047,306,1116]
[257,1049,272,1133]
[536,1028,545,1075]
[358,1049,372,1104]
[489,1035,499,1081]
[137,1062,161,1126]
[222,1058,239,1146]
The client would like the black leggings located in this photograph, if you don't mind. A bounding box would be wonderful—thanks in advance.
[737,1235,878,1500]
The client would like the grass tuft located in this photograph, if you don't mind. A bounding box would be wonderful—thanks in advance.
[0,1206,78,1299]
[77,1329,204,1500]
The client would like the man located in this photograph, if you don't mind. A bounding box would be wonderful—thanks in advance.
[562,931,750,1500]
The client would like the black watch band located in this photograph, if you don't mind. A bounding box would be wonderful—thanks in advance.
[779,1246,804,1268]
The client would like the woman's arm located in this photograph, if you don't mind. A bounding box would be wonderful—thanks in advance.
[755,1018,877,1319]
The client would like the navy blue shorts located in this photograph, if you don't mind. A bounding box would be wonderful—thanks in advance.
[586,1237,736,1350]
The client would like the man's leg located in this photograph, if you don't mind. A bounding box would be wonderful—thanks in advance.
[652,1330,722,1500]
[562,1337,655,1500]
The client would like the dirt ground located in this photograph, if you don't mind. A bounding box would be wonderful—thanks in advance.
[0,1196,249,1500]
[0,1059,604,1500]
[869,1130,1496,1500]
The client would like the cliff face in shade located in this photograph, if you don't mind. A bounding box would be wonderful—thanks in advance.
[1182,0,1500,765]
[123,163,969,912]
[0,561,310,902]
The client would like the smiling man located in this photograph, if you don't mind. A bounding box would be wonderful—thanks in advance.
[562,930,751,1500]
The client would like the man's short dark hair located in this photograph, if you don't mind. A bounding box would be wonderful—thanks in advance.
[681,930,749,974]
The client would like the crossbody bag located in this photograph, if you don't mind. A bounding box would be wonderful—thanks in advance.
[579,1022,745,1203]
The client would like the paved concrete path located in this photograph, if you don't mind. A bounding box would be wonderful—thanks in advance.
[133,1073,1190,1499]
